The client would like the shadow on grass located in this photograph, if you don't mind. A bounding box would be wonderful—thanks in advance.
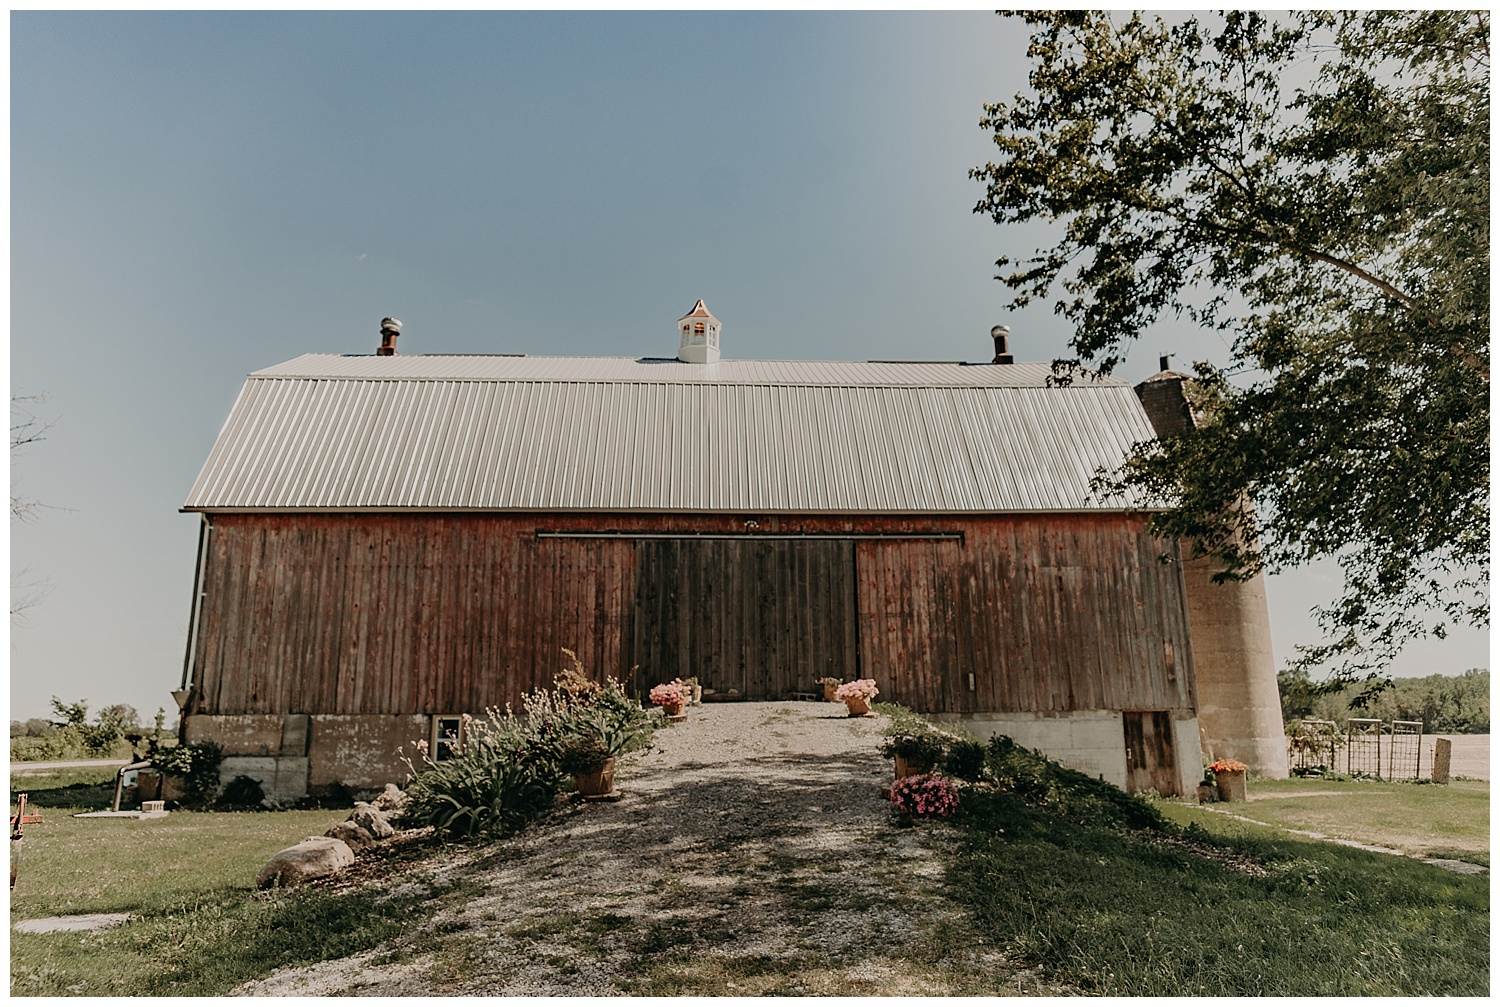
[952,786,1490,996]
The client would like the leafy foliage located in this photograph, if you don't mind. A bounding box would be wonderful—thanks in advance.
[973,11,1489,682]
[940,738,987,782]
[877,732,947,766]
[149,739,223,807]
[217,774,267,810]
[403,655,660,838]
[10,697,142,761]
[982,735,1165,832]
[875,706,988,782]
[1279,667,1489,733]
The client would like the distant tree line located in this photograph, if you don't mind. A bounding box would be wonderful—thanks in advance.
[10,698,169,761]
[1279,669,1489,734]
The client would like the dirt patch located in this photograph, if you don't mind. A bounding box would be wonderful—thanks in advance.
[235,702,1069,996]
[12,913,133,934]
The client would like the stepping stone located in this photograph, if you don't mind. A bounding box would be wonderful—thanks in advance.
[1422,858,1488,876]
[14,913,133,934]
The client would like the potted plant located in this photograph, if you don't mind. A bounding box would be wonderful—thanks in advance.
[1209,758,1249,802]
[816,677,843,702]
[555,705,650,799]
[879,733,947,779]
[558,733,617,798]
[680,676,703,706]
[1196,764,1219,804]
[834,679,879,716]
[649,680,689,718]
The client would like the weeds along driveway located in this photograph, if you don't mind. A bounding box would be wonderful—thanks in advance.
[238,701,1060,996]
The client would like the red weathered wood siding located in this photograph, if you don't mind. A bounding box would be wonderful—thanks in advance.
[188,512,1194,717]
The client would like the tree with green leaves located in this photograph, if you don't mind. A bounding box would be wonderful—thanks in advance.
[973,10,1488,684]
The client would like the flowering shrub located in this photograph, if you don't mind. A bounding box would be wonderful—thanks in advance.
[1209,759,1249,773]
[835,679,880,702]
[403,652,659,837]
[649,680,688,706]
[889,772,960,818]
[816,677,842,687]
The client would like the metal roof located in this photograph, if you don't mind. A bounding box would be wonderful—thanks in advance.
[185,354,1159,512]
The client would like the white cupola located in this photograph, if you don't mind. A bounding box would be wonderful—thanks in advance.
[676,299,721,364]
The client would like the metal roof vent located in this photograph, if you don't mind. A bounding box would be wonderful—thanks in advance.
[377,317,402,356]
[991,324,1013,364]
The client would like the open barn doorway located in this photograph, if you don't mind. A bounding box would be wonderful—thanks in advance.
[630,537,858,699]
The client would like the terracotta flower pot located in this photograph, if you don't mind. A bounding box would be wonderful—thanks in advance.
[1214,768,1247,802]
[574,757,616,798]
[662,698,685,717]
[844,696,871,717]
[823,682,839,702]
[894,755,933,780]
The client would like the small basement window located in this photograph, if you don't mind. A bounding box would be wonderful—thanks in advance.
[430,715,467,762]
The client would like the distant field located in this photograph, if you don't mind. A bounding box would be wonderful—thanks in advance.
[1166,776,1489,867]
[1424,735,1488,779]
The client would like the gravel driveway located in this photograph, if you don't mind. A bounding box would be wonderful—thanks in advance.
[237,701,1058,996]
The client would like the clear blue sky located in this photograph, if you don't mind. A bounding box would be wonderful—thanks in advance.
[8,11,1487,721]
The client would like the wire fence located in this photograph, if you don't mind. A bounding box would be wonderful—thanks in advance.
[1285,717,1427,781]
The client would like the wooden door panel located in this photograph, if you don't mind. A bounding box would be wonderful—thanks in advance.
[1123,710,1179,796]
[631,538,856,699]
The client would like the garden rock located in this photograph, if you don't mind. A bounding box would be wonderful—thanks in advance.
[349,805,396,840]
[256,837,355,888]
[371,783,408,816]
[324,820,378,853]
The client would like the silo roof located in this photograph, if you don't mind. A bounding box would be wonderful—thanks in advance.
[183,353,1161,513]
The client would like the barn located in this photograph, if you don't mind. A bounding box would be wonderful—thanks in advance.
[177,303,1283,803]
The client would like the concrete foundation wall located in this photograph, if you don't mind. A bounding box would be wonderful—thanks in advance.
[308,714,427,792]
[218,756,310,808]
[181,713,426,800]
[935,709,1202,797]
[182,714,283,755]
[1182,559,1289,778]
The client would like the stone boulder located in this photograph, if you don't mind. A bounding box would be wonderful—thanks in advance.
[349,804,396,840]
[324,820,377,853]
[256,837,354,888]
[371,783,408,817]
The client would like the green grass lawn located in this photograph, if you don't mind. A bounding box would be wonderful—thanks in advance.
[9,757,1491,996]
[950,748,1490,996]
[1185,776,1489,866]
[8,767,459,996]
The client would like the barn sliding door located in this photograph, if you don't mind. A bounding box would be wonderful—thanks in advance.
[630,538,857,699]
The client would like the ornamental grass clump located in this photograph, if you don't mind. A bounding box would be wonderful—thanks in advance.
[889,772,960,818]
[403,651,658,838]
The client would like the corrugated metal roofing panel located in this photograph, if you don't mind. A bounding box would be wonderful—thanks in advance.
[186,358,1160,512]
